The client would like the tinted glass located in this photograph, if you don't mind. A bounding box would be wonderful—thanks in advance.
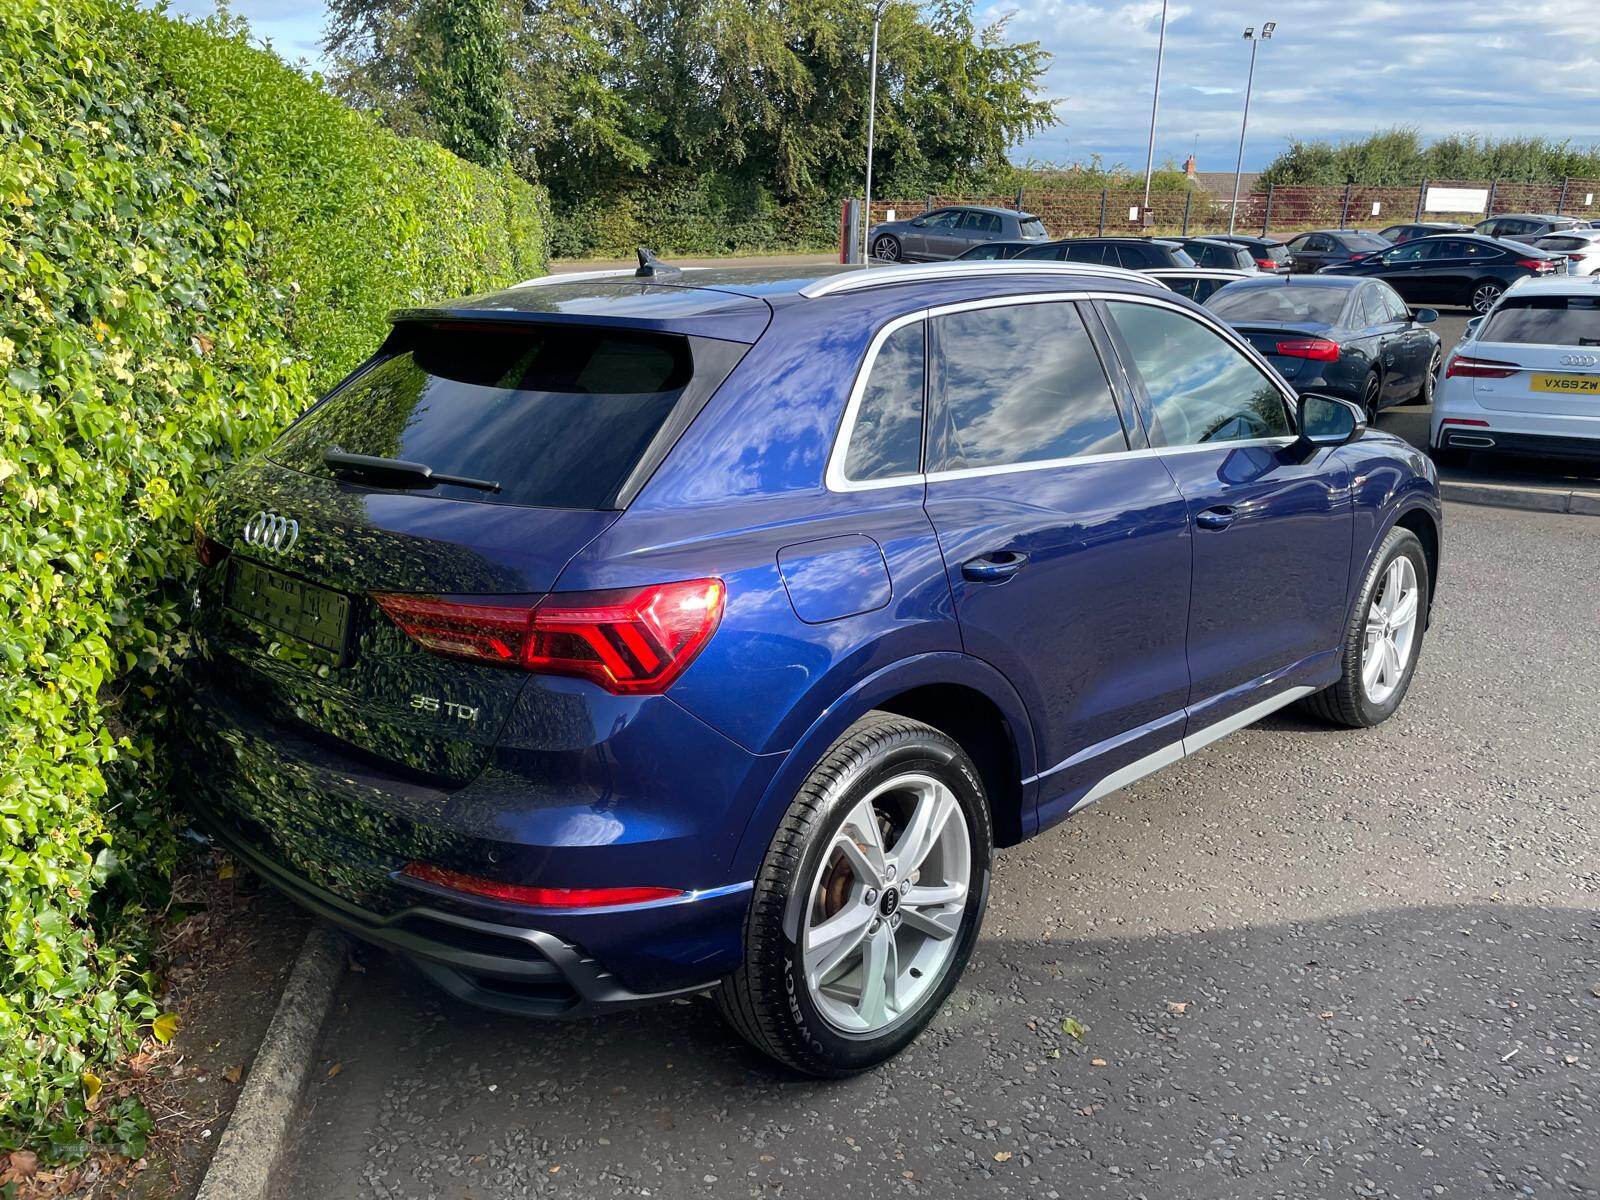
[924,210,961,228]
[1168,276,1233,302]
[1305,235,1333,252]
[930,302,1126,470]
[1354,288,1387,327]
[1386,241,1435,263]
[1480,295,1600,345]
[1376,284,1411,322]
[1019,218,1047,238]
[1538,236,1588,252]
[1345,234,1390,252]
[1206,284,1350,324]
[1438,239,1498,259]
[1017,243,1066,260]
[960,243,1006,260]
[1108,302,1291,445]
[270,324,704,509]
[845,323,925,480]
[1165,246,1197,267]
[1063,242,1111,264]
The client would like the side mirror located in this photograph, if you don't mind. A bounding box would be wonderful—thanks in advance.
[910,216,926,227]
[1294,392,1367,453]
[1464,315,1484,339]
[1413,307,1439,324]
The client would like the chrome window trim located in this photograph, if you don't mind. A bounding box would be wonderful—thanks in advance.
[825,290,1300,494]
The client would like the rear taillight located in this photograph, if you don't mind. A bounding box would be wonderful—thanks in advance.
[401,862,682,909]
[194,520,229,568]
[374,578,725,695]
[1439,418,1490,428]
[1515,257,1554,272]
[1445,355,1519,380]
[1275,337,1341,362]
[1254,257,1277,270]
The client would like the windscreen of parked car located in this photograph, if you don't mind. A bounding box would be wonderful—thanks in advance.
[270,322,724,509]
[1479,296,1600,346]
[1205,285,1350,325]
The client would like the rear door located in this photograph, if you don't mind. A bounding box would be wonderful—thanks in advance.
[1098,298,1353,728]
[1374,239,1441,302]
[919,297,1193,824]
[1471,292,1600,415]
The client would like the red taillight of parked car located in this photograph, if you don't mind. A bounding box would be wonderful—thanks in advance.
[1445,355,1519,380]
[1274,337,1341,362]
[1254,257,1278,270]
[400,862,683,909]
[1514,258,1555,273]
[374,578,725,695]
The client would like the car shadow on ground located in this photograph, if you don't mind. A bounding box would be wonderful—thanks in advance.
[287,900,1599,1198]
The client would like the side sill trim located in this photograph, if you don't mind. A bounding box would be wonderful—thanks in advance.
[1035,684,1317,816]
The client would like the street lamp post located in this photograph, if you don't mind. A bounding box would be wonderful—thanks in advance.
[1141,0,1170,215]
[862,0,889,262]
[1228,21,1275,236]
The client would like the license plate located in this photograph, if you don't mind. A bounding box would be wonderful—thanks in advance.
[1530,373,1600,394]
[226,558,351,657]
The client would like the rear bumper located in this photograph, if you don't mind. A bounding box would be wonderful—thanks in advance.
[1434,427,1600,461]
[194,802,749,1017]
[1431,381,1600,459]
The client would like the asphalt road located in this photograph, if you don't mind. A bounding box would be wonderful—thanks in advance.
[276,501,1600,1200]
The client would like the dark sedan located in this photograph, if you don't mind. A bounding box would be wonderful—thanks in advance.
[954,240,1033,261]
[1319,233,1562,313]
[1015,237,1195,268]
[1205,275,1440,418]
[1284,229,1392,273]
[1179,237,1260,271]
[1378,221,1473,243]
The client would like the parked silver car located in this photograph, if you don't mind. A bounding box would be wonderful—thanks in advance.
[868,206,1049,262]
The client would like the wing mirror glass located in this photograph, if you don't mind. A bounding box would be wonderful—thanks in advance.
[1413,307,1439,324]
[910,216,926,227]
[1464,315,1484,338]
[1295,392,1367,452]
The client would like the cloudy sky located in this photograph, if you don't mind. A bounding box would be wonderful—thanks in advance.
[167,0,1600,171]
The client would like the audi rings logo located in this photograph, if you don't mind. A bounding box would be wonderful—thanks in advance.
[242,511,299,554]
[1560,353,1598,367]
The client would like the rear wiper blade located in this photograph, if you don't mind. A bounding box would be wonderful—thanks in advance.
[322,451,501,494]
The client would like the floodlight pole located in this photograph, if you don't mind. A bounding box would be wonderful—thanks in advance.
[1141,0,1170,213]
[1229,22,1274,235]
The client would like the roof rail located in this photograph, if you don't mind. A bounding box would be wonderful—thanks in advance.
[798,259,1163,299]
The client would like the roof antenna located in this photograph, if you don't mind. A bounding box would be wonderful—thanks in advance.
[635,247,682,280]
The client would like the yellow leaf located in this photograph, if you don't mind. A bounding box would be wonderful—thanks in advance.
[82,1070,102,1103]
[152,1012,179,1044]
[993,1151,1012,1163]
[326,1061,342,1078]
[217,861,235,880]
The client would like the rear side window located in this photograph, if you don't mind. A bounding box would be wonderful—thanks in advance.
[1106,302,1291,446]
[1064,243,1111,264]
[929,302,1127,471]
[1480,296,1600,346]
[844,323,925,481]
[1019,218,1047,238]
[270,323,724,510]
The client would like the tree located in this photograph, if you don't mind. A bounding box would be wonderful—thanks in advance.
[417,0,511,165]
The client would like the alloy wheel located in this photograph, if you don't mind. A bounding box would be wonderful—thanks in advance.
[1424,348,1441,404]
[1471,283,1502,314]
[871,236,901,262]
[801,773,971,1035]
[1362,555,1420,705]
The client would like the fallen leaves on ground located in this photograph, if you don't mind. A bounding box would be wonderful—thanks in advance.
[1166,1001,1190,1014]
[1060,1016,1089,1041]
[326,1062,343,1078]
[992,1151,1012,1163]
[222,1065,242,1085]
[151,1012,180,1044]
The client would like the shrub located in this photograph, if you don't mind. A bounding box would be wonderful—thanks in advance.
[0,0,546,1154]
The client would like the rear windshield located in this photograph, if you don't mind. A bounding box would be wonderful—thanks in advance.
[270,323,722,509]
[1344,234,1390,252]
[1479,296,1600,346]
[1206,285,1349,325]
[1265,243,1291,263]
[1019,218,1047,238]
[1538,236,1589,253]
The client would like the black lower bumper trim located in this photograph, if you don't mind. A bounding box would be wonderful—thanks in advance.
[1441,429,1600,461]
[194,811,717,1018]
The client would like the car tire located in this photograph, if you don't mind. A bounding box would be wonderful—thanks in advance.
[716,712,993,1077]
[1299,527,1429,729]
[1406,346,1442,405]
[870,234,902,263]
[1469,279,1504,314]
[1361,371,1383,423]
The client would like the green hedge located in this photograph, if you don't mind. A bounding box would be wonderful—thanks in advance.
[0,0,546,1155]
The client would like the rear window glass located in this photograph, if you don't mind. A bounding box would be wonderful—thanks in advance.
[845,323,925,480]
[270,323,707,509]
[1480,296,1600,346]
[1345,234,1390,251]
[1019,218,1047,238]
[1206,284,1349,325]
[1538,236,1588,252]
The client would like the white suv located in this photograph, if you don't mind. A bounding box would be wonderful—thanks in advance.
[1432,276,1600,466]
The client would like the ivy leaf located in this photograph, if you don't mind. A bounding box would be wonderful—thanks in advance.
[151,1012,179,1044]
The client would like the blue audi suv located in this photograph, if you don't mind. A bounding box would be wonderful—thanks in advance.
[181,256,1441,1075]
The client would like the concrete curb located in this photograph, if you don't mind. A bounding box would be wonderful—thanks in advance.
[1441,479,1600,517]
[195,922,347,1200]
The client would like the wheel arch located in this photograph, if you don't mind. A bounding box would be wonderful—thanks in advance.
[1392,503,1441,614]
[729,653,1039,879]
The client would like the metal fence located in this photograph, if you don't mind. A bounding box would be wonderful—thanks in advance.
[868,177,1600,240]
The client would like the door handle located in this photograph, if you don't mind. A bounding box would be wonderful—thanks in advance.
[962,550,1029,582]
[1195,506,1236,531]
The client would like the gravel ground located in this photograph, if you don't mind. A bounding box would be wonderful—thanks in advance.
[277,502,1599,1200]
